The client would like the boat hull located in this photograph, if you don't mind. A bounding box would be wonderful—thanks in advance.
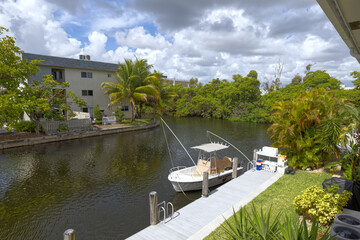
[169,168,243,192]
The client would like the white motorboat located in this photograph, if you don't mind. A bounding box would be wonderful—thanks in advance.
[168,142,243,192]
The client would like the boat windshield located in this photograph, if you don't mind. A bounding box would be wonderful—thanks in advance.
[191,143,229,153]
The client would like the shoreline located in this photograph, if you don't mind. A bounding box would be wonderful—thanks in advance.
[0,120,160,150]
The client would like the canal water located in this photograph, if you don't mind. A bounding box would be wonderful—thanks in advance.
[0,118,271,239]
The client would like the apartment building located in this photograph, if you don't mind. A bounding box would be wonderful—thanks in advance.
[22,53,132,119]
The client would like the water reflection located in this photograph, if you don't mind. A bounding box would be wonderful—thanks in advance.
[0,117,271,239]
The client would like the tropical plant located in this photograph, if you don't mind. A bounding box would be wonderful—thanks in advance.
[93,104,102,124]
[293,185,352,225]
[268,88,354,169]
[222,203,334,240]
[223,204,281,240]
[280,216,333,240]
[342,141,360,183]
[113,106,124,123]
[101,58,158,122]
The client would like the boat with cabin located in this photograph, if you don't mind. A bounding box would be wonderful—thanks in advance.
[168,142,243,192]
[160,118,251,192]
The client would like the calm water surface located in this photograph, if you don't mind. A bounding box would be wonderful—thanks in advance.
[0,117,271,239]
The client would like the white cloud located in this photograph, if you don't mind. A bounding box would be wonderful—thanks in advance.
[115,26,170,50]
[0,0,359,86]
[0,0,81,56]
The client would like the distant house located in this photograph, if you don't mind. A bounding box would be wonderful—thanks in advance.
[166,79,190,88]
[22,53,132,119]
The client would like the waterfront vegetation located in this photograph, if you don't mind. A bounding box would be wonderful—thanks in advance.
[0,27,86,135]
[205,171,333,239]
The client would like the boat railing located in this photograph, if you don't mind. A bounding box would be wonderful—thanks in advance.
[169,166,187,174]
[247,160,255,171]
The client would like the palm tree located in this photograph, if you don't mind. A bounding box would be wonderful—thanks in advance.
[144,72,177,119]
[101,58,157,122]
[268,88,354,169]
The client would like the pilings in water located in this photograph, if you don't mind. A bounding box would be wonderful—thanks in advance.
[232,157,238,179]
[202,172,209,197]
[149,191,158,225]
[64,229,75,240]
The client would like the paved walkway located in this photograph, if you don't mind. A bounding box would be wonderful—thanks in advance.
[127,170,283,240]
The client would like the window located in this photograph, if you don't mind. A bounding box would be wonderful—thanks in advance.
[81,72,93,78]
[52,69,64,82]
[82,108,88,112]
[121,106,129,111]
[82,90,93,96]
[108,73,112,78]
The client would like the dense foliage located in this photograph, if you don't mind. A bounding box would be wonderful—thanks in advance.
[13,120,35,132]
[0,26,86,135]
[268,89,354,169]
[294,185,352,225]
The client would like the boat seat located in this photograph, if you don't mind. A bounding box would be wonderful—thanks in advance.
[222,156,233,168]
[193,159,210,177]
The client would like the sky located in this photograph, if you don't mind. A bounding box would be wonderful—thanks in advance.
[1,0,359,86]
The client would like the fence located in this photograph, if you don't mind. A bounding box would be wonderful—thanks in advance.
[40,119,91,134]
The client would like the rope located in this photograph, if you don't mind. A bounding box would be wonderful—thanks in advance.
[160,118,206,200]
[161,120,175,168]
[160,118,197,166]
[207,130,254,169]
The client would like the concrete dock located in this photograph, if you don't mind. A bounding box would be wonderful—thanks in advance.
[127,170,283,240]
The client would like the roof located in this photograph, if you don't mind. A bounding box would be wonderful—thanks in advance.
[317,0,360,63]
[22,52,119,72]
[191,143,229,153]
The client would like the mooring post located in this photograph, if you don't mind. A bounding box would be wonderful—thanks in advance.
[232,157,239,179]
[202,172,209,197]
[64,229,75,240]
[149,191,158,225]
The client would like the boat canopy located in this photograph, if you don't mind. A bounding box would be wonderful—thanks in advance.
[191,143,229,153]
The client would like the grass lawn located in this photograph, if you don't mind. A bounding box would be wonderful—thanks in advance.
[121,118,153,125]
[204,171,332,240]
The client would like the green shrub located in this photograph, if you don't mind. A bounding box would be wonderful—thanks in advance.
[57,123,68,132]
[93,104,102,124]
[222,203,333,240]
[14,121,35,132]
[113,106,124,123]
[293,185,352,225]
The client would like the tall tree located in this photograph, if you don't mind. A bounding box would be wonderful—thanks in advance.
[20,75,86,135]
[101,58,157,122]
[0,27,40,91]
[351,71,360,90]
[303,70,341,90]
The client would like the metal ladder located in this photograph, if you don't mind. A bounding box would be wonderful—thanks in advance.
[157,201,175,223]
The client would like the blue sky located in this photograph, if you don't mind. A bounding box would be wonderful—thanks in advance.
[0,0,359,85]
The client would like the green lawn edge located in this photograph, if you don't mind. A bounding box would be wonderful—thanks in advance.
[204,171,332,240]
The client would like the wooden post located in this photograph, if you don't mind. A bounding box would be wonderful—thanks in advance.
[202,172,209,197]
[64,229,75,240]
[232,157,239,179]
[149,191,158,225]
